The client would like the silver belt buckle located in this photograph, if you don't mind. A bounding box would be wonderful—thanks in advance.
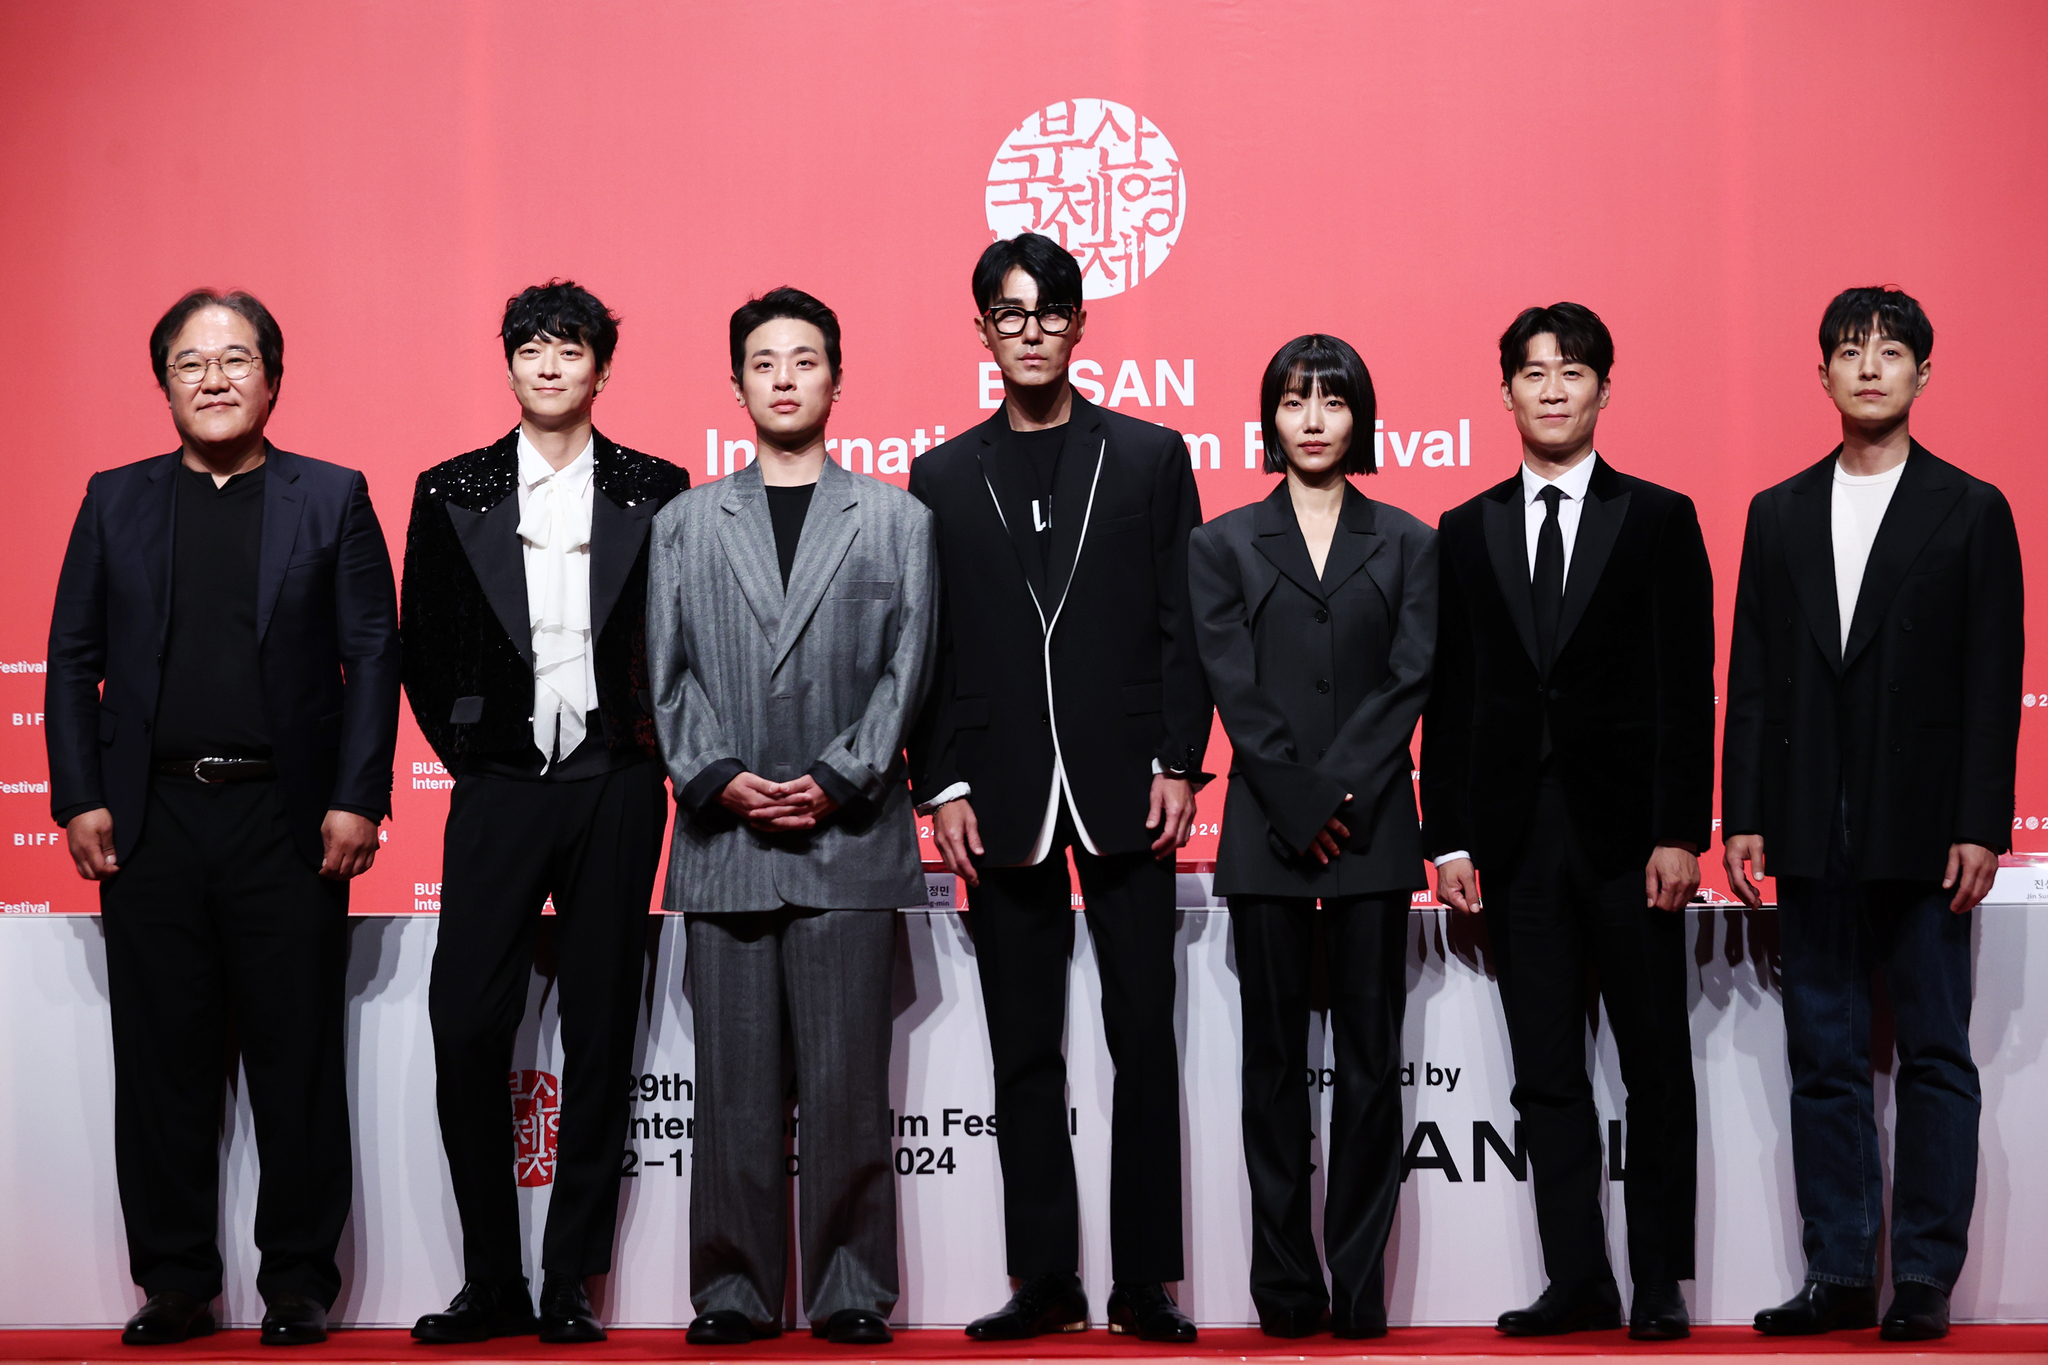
[192,759,224,784]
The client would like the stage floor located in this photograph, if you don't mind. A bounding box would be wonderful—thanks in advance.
[0,1326,2044,1364]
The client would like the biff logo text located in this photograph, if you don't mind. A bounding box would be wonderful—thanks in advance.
[511,1069,561,1187]
[986,99,1186,300]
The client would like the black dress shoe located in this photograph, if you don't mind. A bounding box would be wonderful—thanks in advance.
[1254,1302,1328,1338]
[964,1271,1088,1340]
[412,1278,538,1344]
[686,1310,781,1345]
[1107,1283,1197,1343]
[537,1272,605,1344]
[259,1293,327,1347]
[1881,1282,1950,1342]
[811,1309,893,1344]
[1629,1281,1690,1341]
[1496,1279,1622,1335]
[1332,1314,1387,1340]
[121,1291,216,1346]
[1753,1280,1877,1335]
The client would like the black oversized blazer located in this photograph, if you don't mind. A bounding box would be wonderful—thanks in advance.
[1722,442,2023,883]
[400,429,688,772]
[46,445,401,866]
[1190,481,1437,898]
[1420,456,1715,876]
[906,395,1211,865]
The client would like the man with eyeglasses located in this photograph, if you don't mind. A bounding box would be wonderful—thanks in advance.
[906,231,1211,1342]
[46,289,400,1346]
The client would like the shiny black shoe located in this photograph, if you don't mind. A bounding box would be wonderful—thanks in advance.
[1753,1280,1878,1335]
[1628,1281,1690,1341]
[964,1271,1088,1340]
[686,1310,780,1345]
[411,1279,538,1344]
[259,1293,327,1347]
[537,1272,605,1344]
[1496,1279,1622,1335]
[121,1291,217,1346]
[1107,1283,1197,1343]
[811,1309,893,1344]
[1331,1313,1387,1340]
[1881,1283,1950,1342]
[1254,1302,1328,1338]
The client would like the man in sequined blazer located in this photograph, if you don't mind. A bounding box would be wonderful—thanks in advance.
[400,281,688,1346]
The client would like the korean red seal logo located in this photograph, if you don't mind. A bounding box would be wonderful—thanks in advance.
[511,1069,561,1187]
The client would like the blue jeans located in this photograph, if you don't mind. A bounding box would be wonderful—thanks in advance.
[1775,802,1980,1291]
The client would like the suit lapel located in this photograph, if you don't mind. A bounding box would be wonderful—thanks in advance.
[715,463,783,645]
[771,459,862,672]
[1552,457,1629,661]
[142,452,179,649]
[1251,483,1326,602]
[1842,443,1962,671]
[1044,403,1106,616]
[255,444,307,642]
[449,491,532,665]
[1481,479,1540,667]
[587,435,655,636]
[976,424,1049,611]
[1780,453,1843,674]
[1321,483,1386,598]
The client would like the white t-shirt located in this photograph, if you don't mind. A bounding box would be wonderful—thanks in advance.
[1831,457,1906,653]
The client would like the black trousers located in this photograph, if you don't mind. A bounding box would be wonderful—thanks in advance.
[100,777,351,1307]
[1481,777,1696,1289]
[1230,895,1408,1331]
[968,819,1183,1284]
[429,761,666,1281]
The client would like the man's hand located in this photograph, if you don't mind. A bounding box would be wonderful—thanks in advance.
[1724,833,1767,910]
[770,775,840,830]
[1944,841,1998,915]
[1435,856,1480,914]
[1147,775,1197,859]
[320,811,381,881]
[1646,843,1699,912]
[65,808,118,881]
[932,798,983,888]
[719,772,816,833]
[1305,795,1354,865]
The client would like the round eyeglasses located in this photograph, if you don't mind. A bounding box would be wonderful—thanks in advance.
[168,354,261,385]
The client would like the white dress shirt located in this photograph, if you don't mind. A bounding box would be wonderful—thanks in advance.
[1830,456,1905,654]
[1434,453,1601,870]
[515,431,598,771]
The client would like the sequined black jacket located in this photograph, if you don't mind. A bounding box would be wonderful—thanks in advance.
[400,429,688,771]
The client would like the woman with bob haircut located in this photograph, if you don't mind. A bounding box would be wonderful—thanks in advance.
[1187,333,1437,1339]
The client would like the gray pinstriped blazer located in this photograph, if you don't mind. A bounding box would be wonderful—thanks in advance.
[647,457,937,913]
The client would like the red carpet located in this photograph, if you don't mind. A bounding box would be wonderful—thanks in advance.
[1,1326,2044,1364]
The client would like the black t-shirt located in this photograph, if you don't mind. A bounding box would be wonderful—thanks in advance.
[152,464,274,758]
[765,482,816,588]
[1008,426,1063,576]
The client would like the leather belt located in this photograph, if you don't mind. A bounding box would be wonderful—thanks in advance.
[154,757,277,783]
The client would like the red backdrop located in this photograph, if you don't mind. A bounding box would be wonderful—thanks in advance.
[3,0,2043,914]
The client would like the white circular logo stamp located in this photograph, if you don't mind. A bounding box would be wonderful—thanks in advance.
[984,98,1187,300]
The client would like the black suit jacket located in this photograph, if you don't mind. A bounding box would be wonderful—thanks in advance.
[1722,442,2023,882]
[1421,457,1715,876]
[907,395,1210,864]
[47,445,401,865]
[1190,481,1437,897]
[400,429,688,772]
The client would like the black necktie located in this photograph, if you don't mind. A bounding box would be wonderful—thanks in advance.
[1531,485,1565,671]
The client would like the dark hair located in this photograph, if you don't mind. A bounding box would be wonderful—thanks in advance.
[729,286,842,378]
[1819,285,1933,365]
[971,232,1084,314]
[1259,334,1379,475]
[1498,302,1614,383]
[149,289,283,396]
[501,280,619,368]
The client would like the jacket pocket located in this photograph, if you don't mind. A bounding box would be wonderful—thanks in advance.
[831,580,896,599]
[449,696,484,725]
[315,710,344,741]
[1121,681,1163,715]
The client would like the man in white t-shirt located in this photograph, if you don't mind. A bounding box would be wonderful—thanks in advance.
[1723,286,2024,1342]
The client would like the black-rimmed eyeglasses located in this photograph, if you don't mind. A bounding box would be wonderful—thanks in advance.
[983,305,1078,337]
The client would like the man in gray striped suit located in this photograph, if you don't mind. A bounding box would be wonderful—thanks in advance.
[647,288,938,1347]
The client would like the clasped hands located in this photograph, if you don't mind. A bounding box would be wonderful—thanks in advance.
[719,771,840,834]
